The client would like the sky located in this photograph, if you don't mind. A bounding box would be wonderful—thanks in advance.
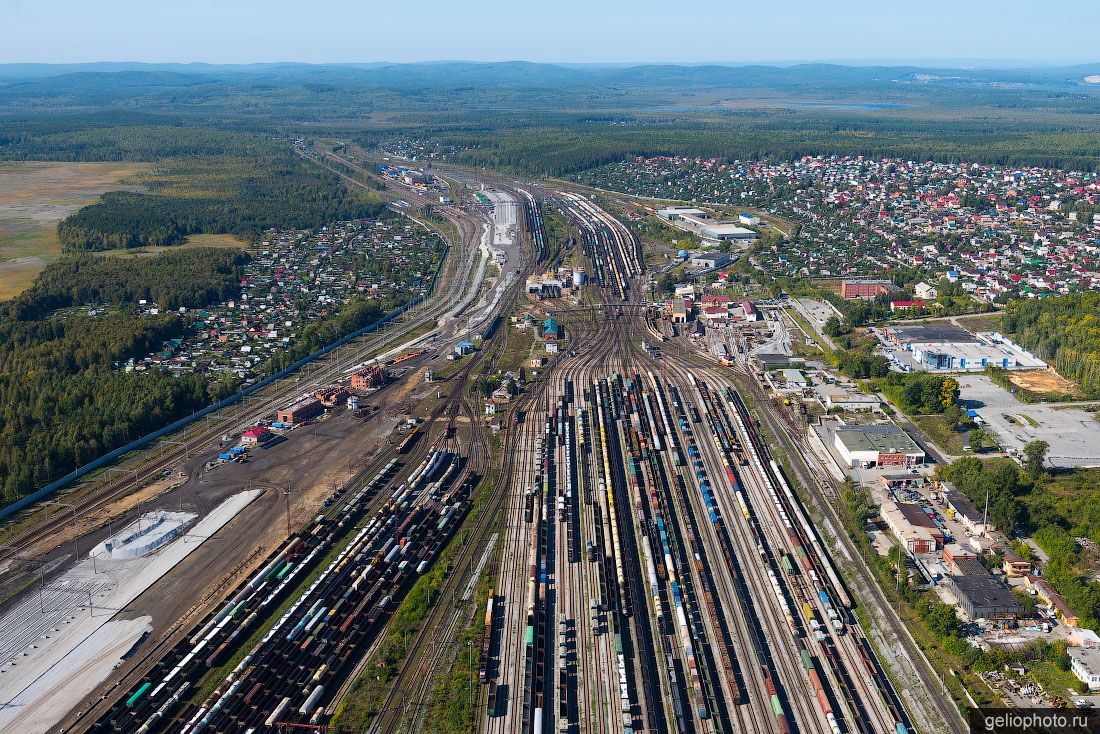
[4,0,1100,66]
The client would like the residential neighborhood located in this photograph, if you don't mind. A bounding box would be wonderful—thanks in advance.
[125,217,444,386]
[580,155,1100,300]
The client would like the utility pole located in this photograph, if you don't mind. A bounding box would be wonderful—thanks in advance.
[982,485,990,539]
[285,483,293,537]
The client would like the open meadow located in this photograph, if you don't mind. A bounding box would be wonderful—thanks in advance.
[0,161,148,298]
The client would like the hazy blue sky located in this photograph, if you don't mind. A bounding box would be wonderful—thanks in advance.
[5,0,1099,65]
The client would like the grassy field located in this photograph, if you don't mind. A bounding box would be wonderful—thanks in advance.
[912,414,967,455]
[953,312,1004,333]
[0,161,149,298]
[89,232,248,259]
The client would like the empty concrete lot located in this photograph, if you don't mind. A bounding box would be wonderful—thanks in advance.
[957,374,1100,468]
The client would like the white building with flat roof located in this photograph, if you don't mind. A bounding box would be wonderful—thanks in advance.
[825,392,880,412]
[699,223,757,242]
[834,425,925,468]
[690,252,732,269]
[780,369,808,387]
[657,206,709,221]
[657,207,758,244]
[1070,648,1100,690]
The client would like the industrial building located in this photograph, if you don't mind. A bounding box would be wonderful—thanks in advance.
[947,556,988,577]
[884,325,978,347]
[277,397,323,425]
[656,206,758,244]
[825,392,880,412]
[1069,648,1100,690]
[942,543,978,575]
[697,223,757,243]
[883,326,1046,372]
[840,279,896,299]
[240,427,273,445]
[780,369,808,388]
[947,574,1025,622]
[657,206,709,223]
[690,252,732,269]
[880,499,942,553]
[879,473,924,491]
[314,385,348,407]
[833,425,925,468]
[753,353,791,370]
[941,483,991,535]
[351,364,387,390]
[1031,577,1080,627]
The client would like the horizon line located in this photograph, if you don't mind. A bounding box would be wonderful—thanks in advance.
[1,58,1098,68]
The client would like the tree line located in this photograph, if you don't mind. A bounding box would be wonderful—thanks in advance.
[1003,293,1100,398]
[57,155,386,251]
[0,250,242,503]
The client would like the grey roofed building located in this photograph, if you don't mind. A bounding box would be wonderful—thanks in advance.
[1069,647,1100,690]
[690,252,732,269]
[753,353,791,369]
[941,482,990,534]
[834,424,923,455]
[834,424,926,468]
[950,557,989,577]
[886,324,980,345]
[947,574,1025,621]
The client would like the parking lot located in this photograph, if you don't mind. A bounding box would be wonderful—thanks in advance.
[956,375,1100,468]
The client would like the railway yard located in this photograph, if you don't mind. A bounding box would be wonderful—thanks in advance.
[483,309,917,734]
[0,157,962,734]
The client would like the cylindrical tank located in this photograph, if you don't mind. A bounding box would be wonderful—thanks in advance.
[572,269,587,287]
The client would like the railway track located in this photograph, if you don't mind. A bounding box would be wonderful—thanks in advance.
[76,334,494,733]
[0,168,491,572]
[385,170,938,734]
[42,170,543,734]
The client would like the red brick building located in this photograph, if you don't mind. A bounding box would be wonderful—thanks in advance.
[840,279,895,299]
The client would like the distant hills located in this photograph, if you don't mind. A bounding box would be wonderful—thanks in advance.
[1,61,1099,116]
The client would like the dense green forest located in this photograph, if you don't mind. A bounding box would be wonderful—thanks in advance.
[56,151,385,251]
[0,117,386,251]
[0,115,273,161]
[3,61,1100,119]
[1003,294,1100,398]
[10,250,247,318]
[0,250,245,502]
[423,124,1100,176]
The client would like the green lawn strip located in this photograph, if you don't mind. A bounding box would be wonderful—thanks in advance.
[331,478,495,731]
[421,561,495,733]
